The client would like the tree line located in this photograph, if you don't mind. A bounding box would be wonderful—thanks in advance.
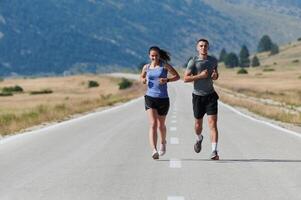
[219,35,279,68]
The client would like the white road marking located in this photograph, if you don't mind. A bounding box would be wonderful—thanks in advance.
[167,196,185,200]
[170,137,179,144]
[169,159,182,168]
[171,120,177,123]
[220,101,301,139]
[170,127,177,131]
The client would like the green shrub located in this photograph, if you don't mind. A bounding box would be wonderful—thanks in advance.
[88,80,99,88]
[118,78,133,89]
[30,89,53,95]
[2,85,23,93]
[292,59,299,63]
[0,92,13,96]
[263,68,275,72]
[298,37,301,41]
[237,68,248,74]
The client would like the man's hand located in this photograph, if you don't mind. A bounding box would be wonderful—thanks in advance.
[211,69,218,80]
[198,69,209,79]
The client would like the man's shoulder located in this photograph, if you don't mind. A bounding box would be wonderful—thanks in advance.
[208,55,218,62]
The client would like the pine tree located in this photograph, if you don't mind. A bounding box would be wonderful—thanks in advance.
[219,48,227,62]
[239,45,250,67]
[270,43,279,55]
[225,52,239,68]
[257,35,273,53]
[251,56,260,67]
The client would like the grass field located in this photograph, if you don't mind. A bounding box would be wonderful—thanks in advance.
[215,40,301,125]
[0,75,145,136]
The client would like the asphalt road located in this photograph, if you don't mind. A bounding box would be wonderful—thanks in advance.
[0,80,300,200]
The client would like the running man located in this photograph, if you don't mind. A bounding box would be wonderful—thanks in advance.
[141,46,180,159]
[184,38,220,160]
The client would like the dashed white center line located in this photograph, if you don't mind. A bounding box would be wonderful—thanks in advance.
[172,115,177,119]
[169,159,182,168]
[167,196,185,200]
[170,127,177,131]
[170,137,179,144]
[171,120,177,123]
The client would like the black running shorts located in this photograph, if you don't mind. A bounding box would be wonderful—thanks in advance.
[192,91,219,119]
[144,95,170,116]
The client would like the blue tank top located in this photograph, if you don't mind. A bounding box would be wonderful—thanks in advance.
[146,63,168,98]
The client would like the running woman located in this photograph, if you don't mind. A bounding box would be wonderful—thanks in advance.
[140,46,180,159]
[184,38,220,160]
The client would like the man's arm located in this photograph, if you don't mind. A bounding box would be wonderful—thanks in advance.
[184,58,209,82]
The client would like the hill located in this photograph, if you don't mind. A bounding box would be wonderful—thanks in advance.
[1,0,301,76]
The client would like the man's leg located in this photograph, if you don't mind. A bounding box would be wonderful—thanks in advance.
[208,114,219,160]
[194,118,204,153]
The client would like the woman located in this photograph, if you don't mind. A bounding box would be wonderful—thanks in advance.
[140,46,180,159]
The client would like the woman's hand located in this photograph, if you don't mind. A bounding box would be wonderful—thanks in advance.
[159,78,168,85]
[142,77,147,84]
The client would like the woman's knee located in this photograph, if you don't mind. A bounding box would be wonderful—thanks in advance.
[158,123,166,131]
[150,120,158,129]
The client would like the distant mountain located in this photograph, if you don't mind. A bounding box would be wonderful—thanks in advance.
[0,0,301,76]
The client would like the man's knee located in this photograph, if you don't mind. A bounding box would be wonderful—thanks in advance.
[195,119,203,130]
[208,116,217,130]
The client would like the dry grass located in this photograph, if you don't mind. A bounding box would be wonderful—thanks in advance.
[217,90,301,125]
[0,75,145,136]
[215,42,301,125]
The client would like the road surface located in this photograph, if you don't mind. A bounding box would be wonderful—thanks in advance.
[0,80,300,200]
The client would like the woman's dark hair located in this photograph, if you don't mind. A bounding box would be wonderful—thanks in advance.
[149,46,170,62]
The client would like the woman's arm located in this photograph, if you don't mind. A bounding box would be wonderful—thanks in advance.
[140,64,147,84]
[159,63,180,84]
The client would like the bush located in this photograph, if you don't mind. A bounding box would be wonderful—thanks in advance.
[2,85,23,93]
[292,59,299,63]
[88,80,99,88]
[30,89,53,95]
[263,68,275,72]
[237,68,248,74]
[118,78,133,89]
[298,37,301,41]
[0,92,13,96]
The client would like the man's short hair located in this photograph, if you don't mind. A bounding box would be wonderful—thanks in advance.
[197,38,209,46]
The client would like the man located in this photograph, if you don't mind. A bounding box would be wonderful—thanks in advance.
[184,38,220,160]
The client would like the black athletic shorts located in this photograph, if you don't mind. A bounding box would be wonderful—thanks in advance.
[144,95,170,116]
[192,91,219,119]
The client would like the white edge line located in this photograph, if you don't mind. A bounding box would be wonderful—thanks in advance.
[167,196,185,200]
[0,96,143,144]
[219,101,301,138]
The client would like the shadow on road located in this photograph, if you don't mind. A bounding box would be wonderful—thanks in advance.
[157,158,301,163]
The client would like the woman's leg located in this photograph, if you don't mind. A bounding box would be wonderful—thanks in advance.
[157,115,167,145]
[157,115,167,156]
[147,108,159,151]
